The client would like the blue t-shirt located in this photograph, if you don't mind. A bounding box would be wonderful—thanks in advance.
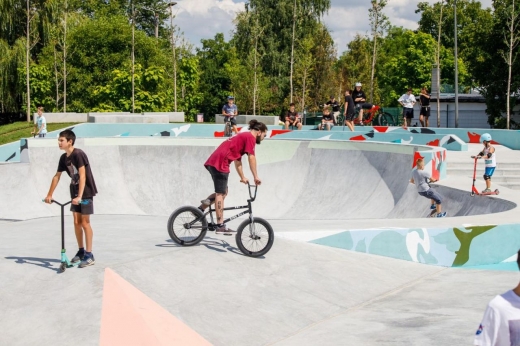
[37,115,47,134]
[222,104,237,117]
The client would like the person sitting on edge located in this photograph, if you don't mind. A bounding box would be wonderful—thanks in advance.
[410,158,446,217]
[343,89,356,131]
[474,249,520,346]
[326,95,340,125]
[319,106,334,131]
[398,88,416,129]
[285,102,302,130]
[222,96,239,136]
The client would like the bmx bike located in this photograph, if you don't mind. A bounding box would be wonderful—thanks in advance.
[221,115,234,137]
[167,184,274,257]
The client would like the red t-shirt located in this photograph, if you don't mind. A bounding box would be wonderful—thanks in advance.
[205,132,256,173]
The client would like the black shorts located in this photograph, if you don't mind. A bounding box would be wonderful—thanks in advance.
[206,165,229,194]
[70,198,94,215]
[345,113,357,121]
[420,106,430,117]
[224,116,237,126]
[403,108,414,119]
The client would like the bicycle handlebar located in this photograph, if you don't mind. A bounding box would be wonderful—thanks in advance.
[247,183,258,201]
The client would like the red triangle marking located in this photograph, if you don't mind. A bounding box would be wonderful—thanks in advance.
[100,268,212,346]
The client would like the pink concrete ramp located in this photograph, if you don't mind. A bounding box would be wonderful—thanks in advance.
[100,268,212,346]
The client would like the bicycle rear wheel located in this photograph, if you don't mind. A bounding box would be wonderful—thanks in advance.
[235,217,274,257]
[167,206,207,246]
[378,112,395,126]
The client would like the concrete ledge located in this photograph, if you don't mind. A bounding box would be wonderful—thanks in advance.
[33,112,87,123]
[143,112,184,122]
[88,113,169,123]
[215,114,279,125]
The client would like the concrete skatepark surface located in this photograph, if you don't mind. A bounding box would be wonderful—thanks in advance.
[0,137,518,345]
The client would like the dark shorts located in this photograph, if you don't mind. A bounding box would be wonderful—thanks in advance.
[224,116,237,126]
[403,108,414,119]
[38,133,46,138]
[418,189,441,205]
[70,198,94,215]
[345,112,357,121]
[420,106,430,117]
[206,165,229,194]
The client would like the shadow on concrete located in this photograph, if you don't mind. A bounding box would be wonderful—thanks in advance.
[155,237,264,258]
[5,256,60,272]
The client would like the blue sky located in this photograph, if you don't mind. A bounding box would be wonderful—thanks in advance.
[173,0,493,55]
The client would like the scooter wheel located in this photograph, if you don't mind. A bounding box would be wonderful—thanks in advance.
[470,192,475,197]
[59,263,66,273]
[495,189,500,195]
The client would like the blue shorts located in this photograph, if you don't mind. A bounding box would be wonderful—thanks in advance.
[418,188,442,205]
[485,167,495,177]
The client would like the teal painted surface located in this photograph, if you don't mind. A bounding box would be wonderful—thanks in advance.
[462,262,517,271]
[0,142,20,162]
[310,224,520,268]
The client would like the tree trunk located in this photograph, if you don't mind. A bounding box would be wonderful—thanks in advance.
[506,0,515,130]
[26,0,31,122]
[54,46,59,109]
[290,0,297,104]
[370,34,377,103]
[63,0,67,114]
[436,1,444,128]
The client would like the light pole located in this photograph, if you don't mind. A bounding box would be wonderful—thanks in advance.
[168,2,177,112]
[454,0,459,128]
[131,0,135,113]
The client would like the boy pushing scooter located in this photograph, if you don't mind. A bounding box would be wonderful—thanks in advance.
[44,130,98,268]
[471,133,499,196]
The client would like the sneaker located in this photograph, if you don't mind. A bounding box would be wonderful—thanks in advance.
[79,253,95,268]
[215,225,235,235]
[436,212,447,218]
[430,204,437,210]
[71,249,85,263]
[482,188,492,193]
[201,199,211,206]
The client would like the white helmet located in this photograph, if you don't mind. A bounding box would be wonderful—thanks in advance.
[355,82,362,87]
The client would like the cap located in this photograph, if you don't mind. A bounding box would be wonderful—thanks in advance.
[355,82,362,87]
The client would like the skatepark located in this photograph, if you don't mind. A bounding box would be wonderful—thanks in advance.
[0,123,519,345]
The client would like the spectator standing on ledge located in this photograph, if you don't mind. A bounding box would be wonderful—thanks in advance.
[343,89,356,131]
[31,105,47,138]
[419,87,431,127]
[398,88,416,129]
[352,82,367,126]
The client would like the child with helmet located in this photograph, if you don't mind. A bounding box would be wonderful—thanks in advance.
[476,133,496,193]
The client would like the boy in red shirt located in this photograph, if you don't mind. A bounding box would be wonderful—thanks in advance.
[200,119,267,234]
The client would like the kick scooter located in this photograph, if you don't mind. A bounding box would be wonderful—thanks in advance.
[470,156,499,196]
[43,199,88,273]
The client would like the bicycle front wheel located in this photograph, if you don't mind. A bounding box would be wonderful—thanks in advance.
[167,206,207,246]
[236,217,274,257]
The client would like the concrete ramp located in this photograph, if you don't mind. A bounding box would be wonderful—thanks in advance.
[0,137,514,221]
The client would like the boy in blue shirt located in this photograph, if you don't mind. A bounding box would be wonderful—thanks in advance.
[222,96,238,136]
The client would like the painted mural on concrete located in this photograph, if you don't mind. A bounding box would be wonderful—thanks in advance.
[310,223,519,268]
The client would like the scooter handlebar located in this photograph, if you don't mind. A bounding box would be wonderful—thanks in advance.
[42,199,88,206]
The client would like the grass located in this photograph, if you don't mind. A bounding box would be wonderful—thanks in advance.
[0,122,78,146]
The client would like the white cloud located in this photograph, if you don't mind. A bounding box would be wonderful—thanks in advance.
[174,0,493,54]
[172,0,245,48]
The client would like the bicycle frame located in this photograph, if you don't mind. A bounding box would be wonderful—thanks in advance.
[189,184,258,228]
